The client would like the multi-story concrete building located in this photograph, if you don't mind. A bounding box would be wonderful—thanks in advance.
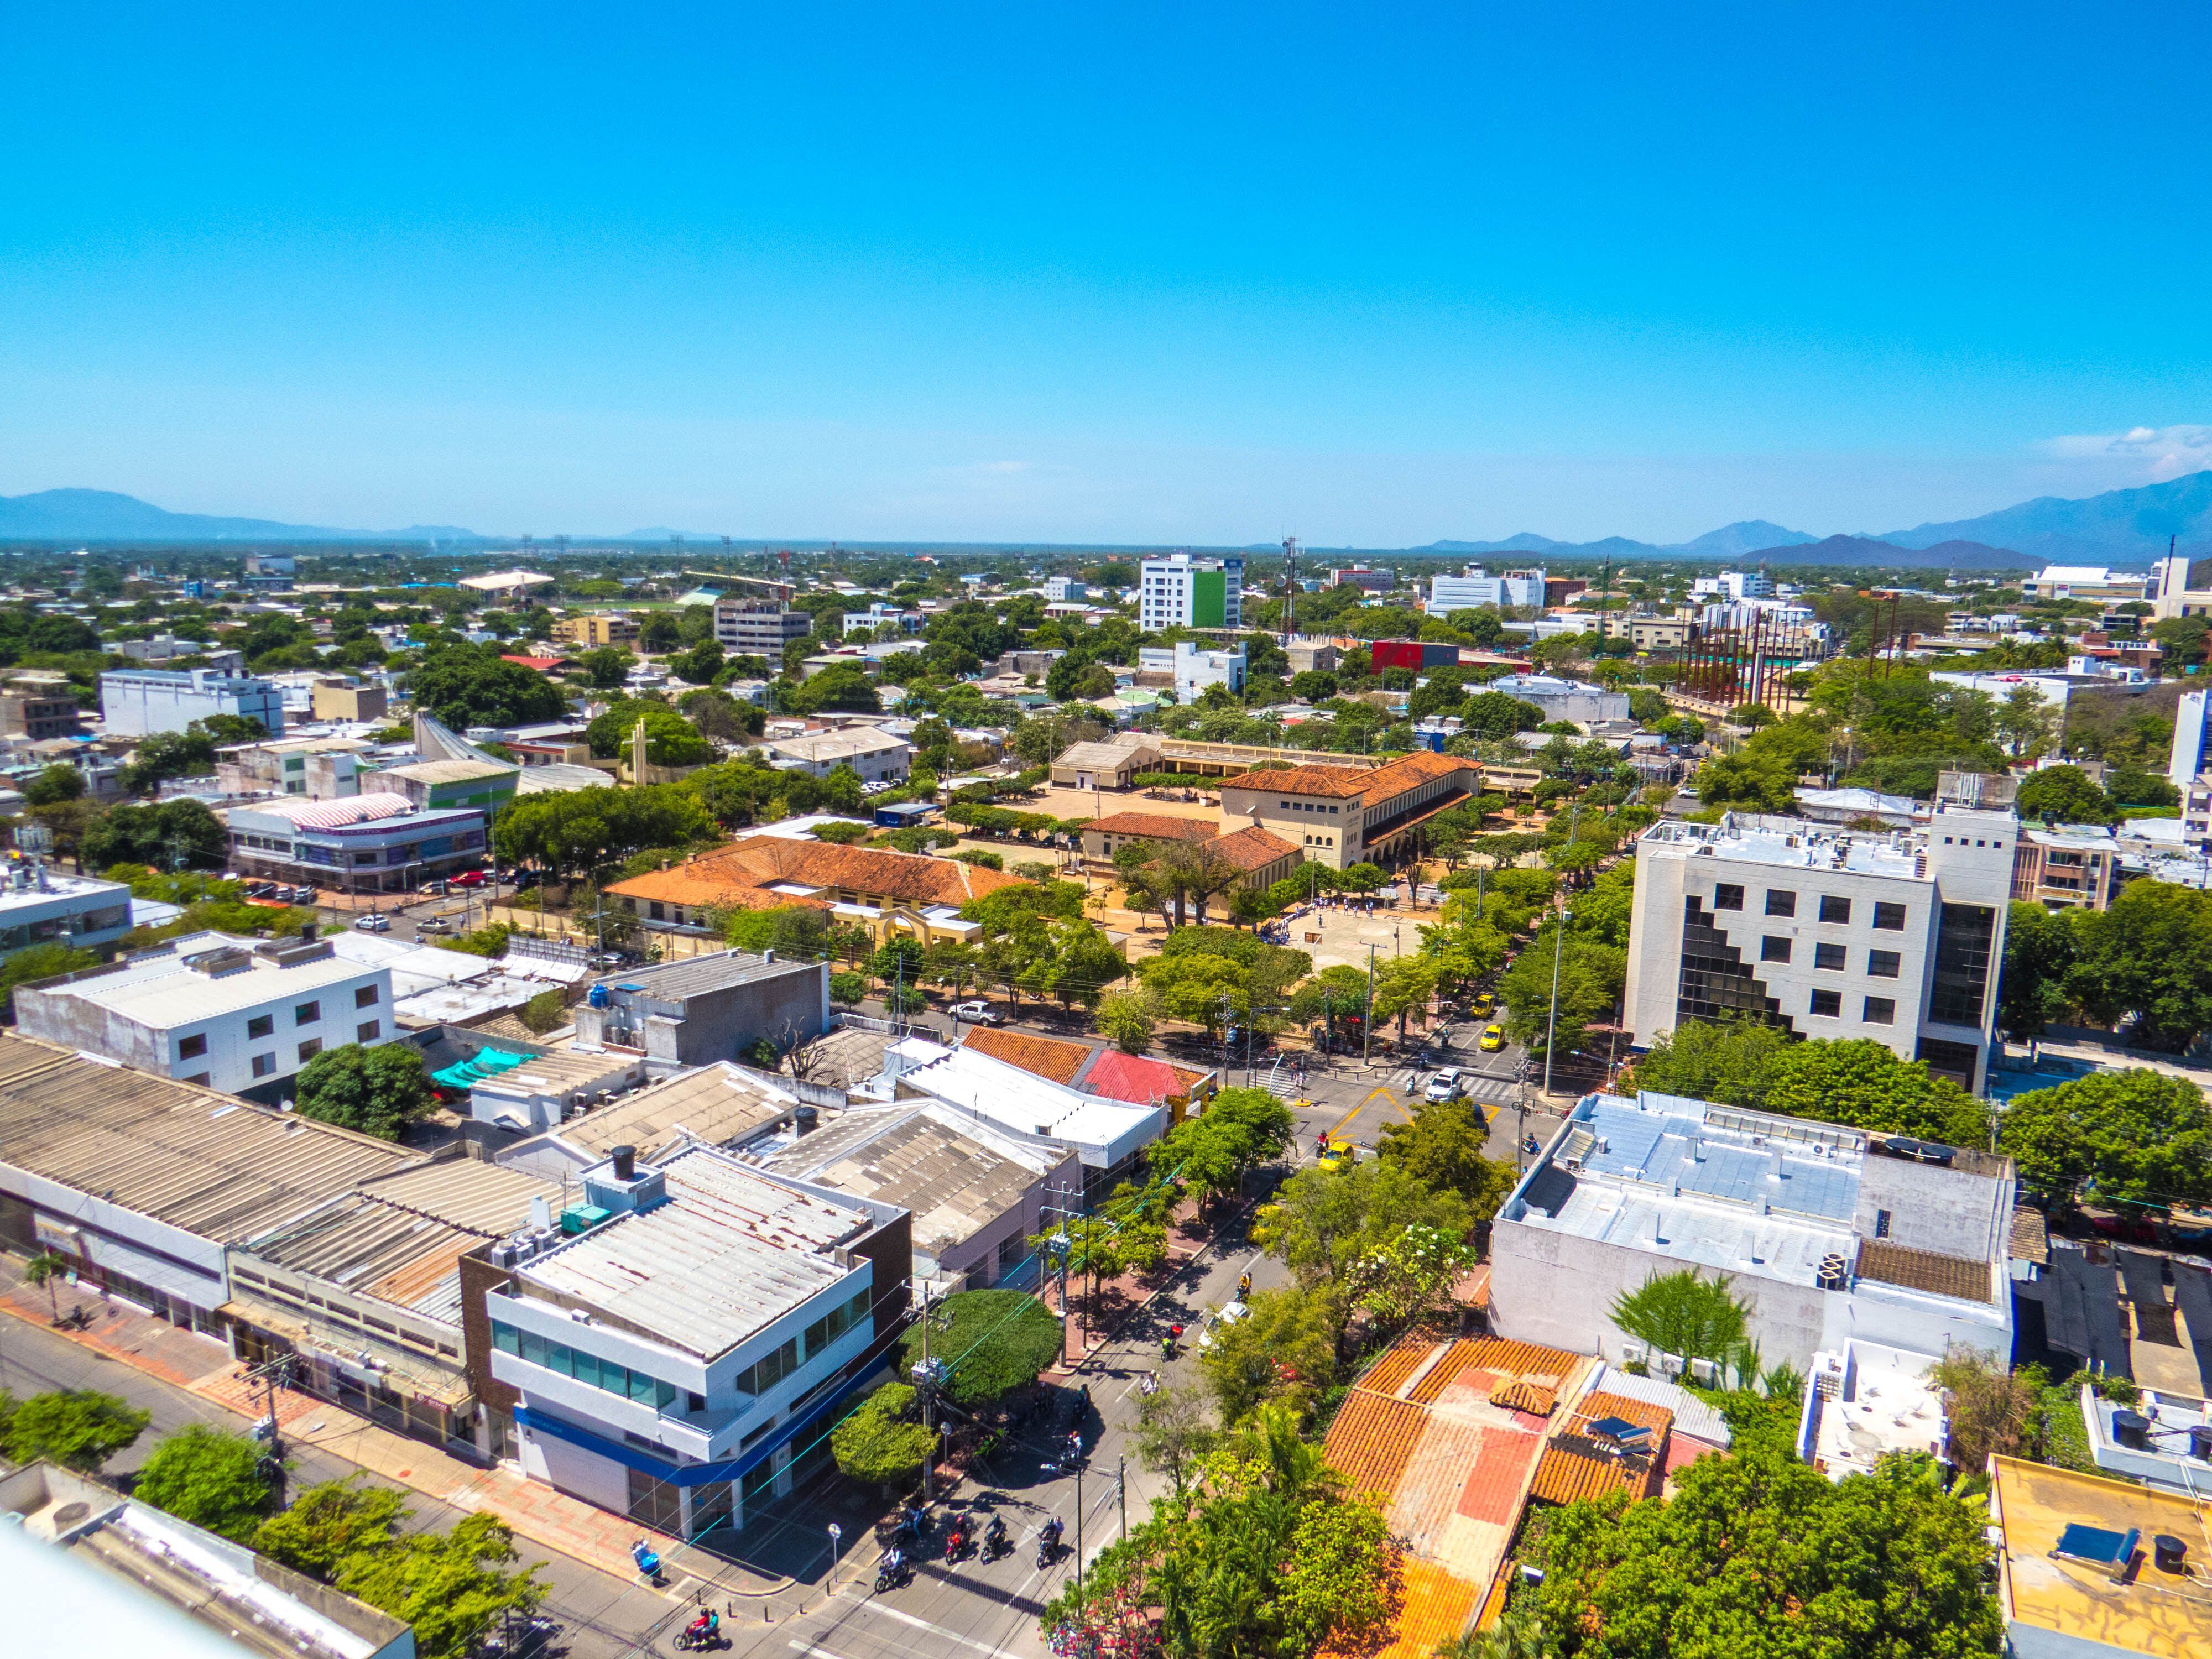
[1043,576,1089,602]
[215,737,369,800]
[713,596,815,657]
[1484,672,1630,726]
[1218,750,1480,871]
[482,1143,907,1538]
[0,672,85,741]
[374,757,519,817]
[763,727,911,785]
[226,794,489,896]
[0,863,133,959]
[2010,825,2128,910]
[572,950,828,1071]
[14,928,393,1104]
[2020,565,2152,604]
[1139,552,1243,632]
[1426,565,1546,615]
[1138,641,1246,701]
[1327,566,1395,592]
[310,677,389,722]
[100,667,285,738]
[553,613,638,648]
[1689,570,1773,601]
[1490,1088,2016,1372]
[1625,800,2017,1092]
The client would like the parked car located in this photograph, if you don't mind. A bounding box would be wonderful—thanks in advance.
[1479,1024,1506,1053]
[285,885,318,905]
[452,870,488,888]
[1424,1068,1465,1103]
[353,912,390,932]
[415,916,451,935]
[949,1001,1005,1026]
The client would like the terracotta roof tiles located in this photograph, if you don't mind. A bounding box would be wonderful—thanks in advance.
[1083,812,1218,841]
[1855,1237,1992,1303]
[1209,825,1302,871]
[606,837,1028,912]
[957,1026,1091,1086]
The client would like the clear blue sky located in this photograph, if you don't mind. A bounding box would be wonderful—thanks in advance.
[6,3,2209,546]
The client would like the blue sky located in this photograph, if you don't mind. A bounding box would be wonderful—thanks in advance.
[5,3,2209,546]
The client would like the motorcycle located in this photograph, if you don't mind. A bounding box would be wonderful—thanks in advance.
[875,1547,911,1594]
[674,1612,724,1652]
[943,1519,971,1564]
[1037,1520,1064,1569]
[983,1517,1010,1561]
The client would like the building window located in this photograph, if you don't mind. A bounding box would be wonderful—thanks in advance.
[1713,884,1744,911]
[1872,901,1907,931]
[354,985,378,1008]
[251,1053,276,1078]
[1809,989,1842,1017]
[1818,895,1850,924]
[178,1034,208,1060]
[1813,942,1846,971]
[1765,889,1796,917]
[298,1039,321,1062]
[247,1014,274,1040]
[1676,896,1791,1030]
[357,1020,380,1041]
[1927,903,1995,1027]
[1863,996,1896,1025]
[1760,936,1791,963]
[1867,950,1901,978]
[294,1001,320,1026]
[1875,1208,1892,1238]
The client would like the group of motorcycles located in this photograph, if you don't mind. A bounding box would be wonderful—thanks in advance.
[874,1502,1063,1593]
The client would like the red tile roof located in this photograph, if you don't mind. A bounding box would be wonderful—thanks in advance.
[1455,1422,1543,1524]
[958,1026,1092,1086]
[1081,1049,1201,1105]
[1221,749,1477,802]
[607,837,1029,911]
[1084,812,1218,841]
[501,653,572,670]
[1209,825,1301,872]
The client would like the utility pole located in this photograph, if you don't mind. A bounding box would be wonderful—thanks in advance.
[1118,1455,1128,1541]
[1543,899,1574,1098]
[916,1282,936,1505]
[1362,943,1376,1065]
[1074,1458,1085,1598]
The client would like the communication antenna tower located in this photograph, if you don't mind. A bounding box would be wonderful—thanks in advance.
[1281,536,1298,648]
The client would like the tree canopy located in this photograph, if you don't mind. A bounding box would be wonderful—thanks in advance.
[1999,1067,2212,1207]
[831,1381,937,1485]
[294,1044,437,1140]
[897,1288,1065,1407]
[1,1388,150,1472]
[132,1424,280,1542]
[1629,1022,1987,1146]
[408,643,568,728]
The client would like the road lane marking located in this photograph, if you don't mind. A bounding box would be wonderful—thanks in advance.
[853,1602,1013,1655]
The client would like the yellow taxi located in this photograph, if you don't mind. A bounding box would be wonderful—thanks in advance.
[1470,993,1496,1019]
[1479,1023,1506,1052]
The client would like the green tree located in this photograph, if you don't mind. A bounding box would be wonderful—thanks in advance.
[583,699,711,766]
[1156,1087,1294,1204]
[22,1248,74,1322]
[2065,879,2212,1051]
[579,643,633,689]
[2,1389,150,1472]
[2016,763,2117,825]
[1097,985,1160,1054]
[0,941,97,1019]
[256,1478,410,1579]
[1761,1039,1990,1146]
[81,798,228,870]
[896,1290,1065,1408]
[1999,900,2079,1040]
[1522,1441,2000,1658]
[2000,1067,2212,1207]
[330,1511,545,1659]
[1376,1097,1517,1214]
[1496,926,1625,1059]
[132,1424,279,1542]
[294,1045,436,1140]
[1370,954,1438,1047]
[407,643,567,728]
[1255,1159,1475,1300]
[23,763,84,806]
[831,1381,937,1486]
[1134,1383,1218,1494]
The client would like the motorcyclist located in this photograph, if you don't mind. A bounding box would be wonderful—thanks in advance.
[1238,1271,1252,1300]
[985,1514,1009,1556]
[945,1514,969,1560]
[1040,1516,1064,1559]
[882,1543,907,1583]
[685,1610,719,1646]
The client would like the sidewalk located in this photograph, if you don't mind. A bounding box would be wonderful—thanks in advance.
[0,1254,780,1601]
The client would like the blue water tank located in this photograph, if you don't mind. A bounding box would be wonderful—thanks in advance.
[587,984,609,1009]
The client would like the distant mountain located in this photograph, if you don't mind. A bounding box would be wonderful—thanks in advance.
[1422,519,1818,562]
[0,488,479,543]
[1735,533,2028,571]
[1880,469,2212,564]
[1677,520,1818,557]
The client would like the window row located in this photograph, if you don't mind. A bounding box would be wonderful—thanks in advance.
[1758,937,1901,977]
[1715,884,1906,931]
[1808,990,1896,1024]
[736,1287,872,1395]
[492,1321,694,1412]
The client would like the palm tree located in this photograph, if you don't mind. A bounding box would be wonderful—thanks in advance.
[24,1250,70,1323]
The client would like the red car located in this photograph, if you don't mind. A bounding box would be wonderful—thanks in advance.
[452,870,488,888]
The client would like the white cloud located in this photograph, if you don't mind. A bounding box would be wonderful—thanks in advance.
[2041,422,2212,482]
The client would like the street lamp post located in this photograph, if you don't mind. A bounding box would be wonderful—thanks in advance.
[1543,903,1574,1098]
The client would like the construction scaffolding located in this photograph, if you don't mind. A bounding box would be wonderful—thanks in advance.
[1677,609,1818,709]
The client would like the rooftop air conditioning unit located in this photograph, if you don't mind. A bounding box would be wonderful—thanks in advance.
[1618,1340,1648,1365]
[1689,1357,1719,1386]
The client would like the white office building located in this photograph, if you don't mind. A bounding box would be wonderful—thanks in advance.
[100,667,286,738]
[12,929,393,1104]
[2019,565,2152,604]
[0,865,133,959]
[2171,690,2211,790]
[1138,641,1246,702]
[763,727,912,784]
[1485,672,1630,726]
[1690,571,1774,601]
[486,1144,903,1539]
[1425,565,1546,615]
[1138,552,1242,631]
[1490,1089,2015,1373]
[1044,576,1089,602]
[1624,799,2017,1093]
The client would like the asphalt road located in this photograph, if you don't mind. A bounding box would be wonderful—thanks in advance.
[0,1317,684,1659]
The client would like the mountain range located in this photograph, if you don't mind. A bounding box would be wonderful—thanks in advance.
[6,468,2212,565]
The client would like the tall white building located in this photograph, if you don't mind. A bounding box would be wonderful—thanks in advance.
[2171,690,2212,789]
[1690,570,1774,601]
[1624,801,2017,1093]
[99,667,285,737]
[1425,565,1545,615]
[1139,552,1242,631]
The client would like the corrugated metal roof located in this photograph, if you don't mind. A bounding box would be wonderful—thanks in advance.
[0,1033,418,1241]
[754,1105,1043,1254]
[515,1146,871,1359]
[551,1064,795,1160]
[255,793,418,829]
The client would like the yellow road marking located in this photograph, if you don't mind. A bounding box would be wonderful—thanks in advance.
[1328,1084,1408,1144]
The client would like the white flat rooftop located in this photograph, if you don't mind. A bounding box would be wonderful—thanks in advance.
[516,1145,870,1359]
[1639,813,1926,878]
[0,869,128,914]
